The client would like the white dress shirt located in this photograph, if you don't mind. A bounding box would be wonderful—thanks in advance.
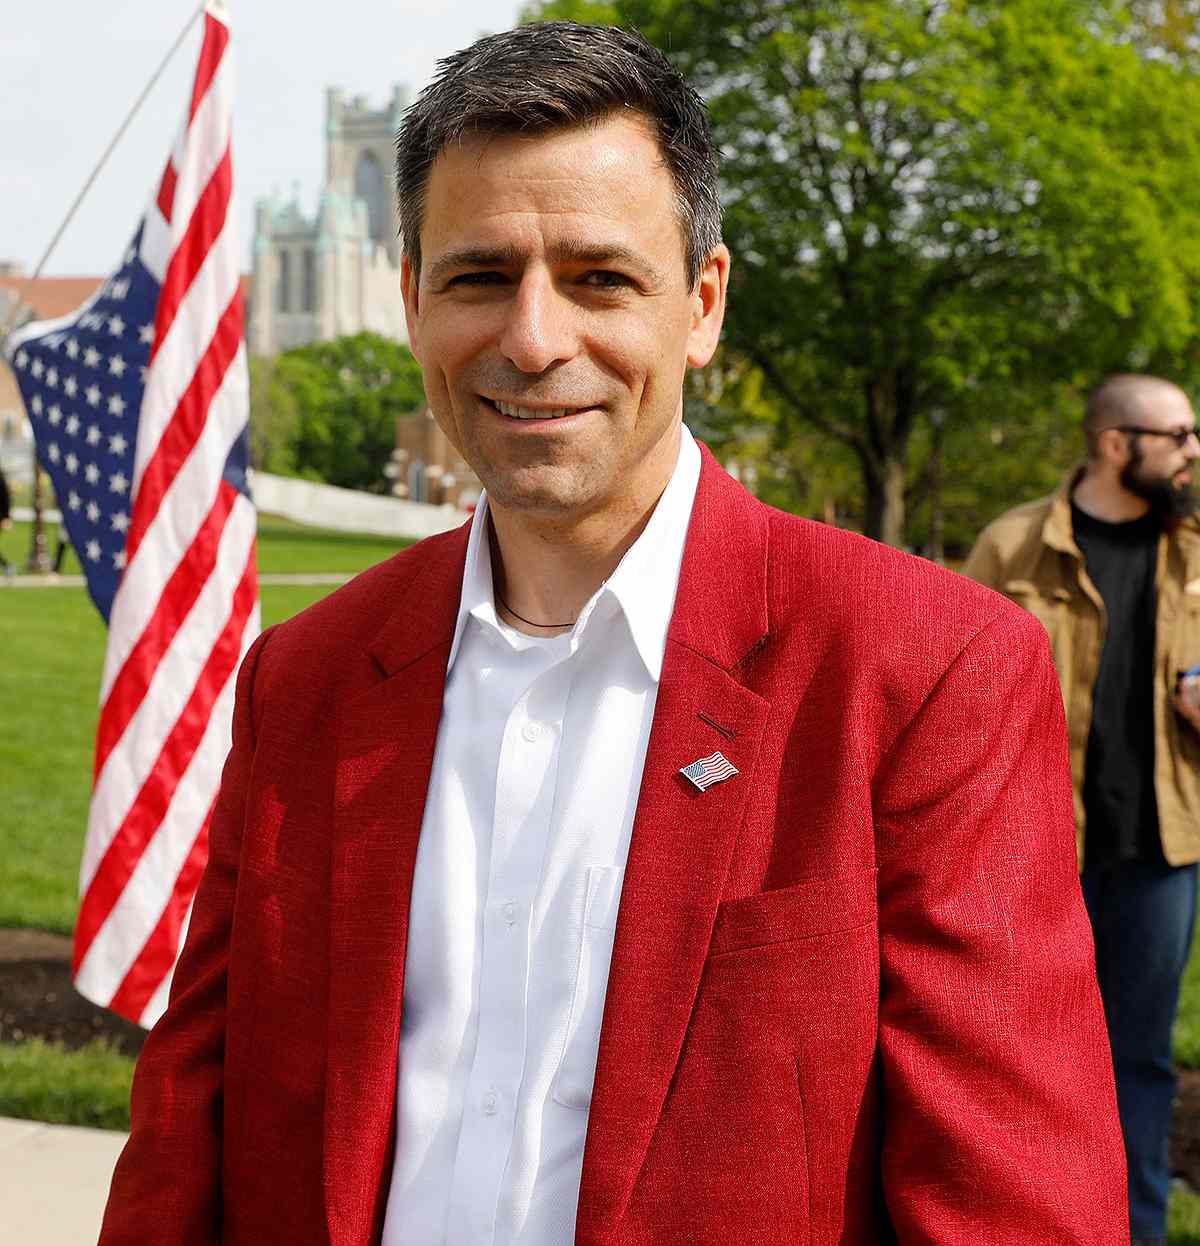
[381,427,701,1246]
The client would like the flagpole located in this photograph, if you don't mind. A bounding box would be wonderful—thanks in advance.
[2,1,205,572]
[1,3,206,345]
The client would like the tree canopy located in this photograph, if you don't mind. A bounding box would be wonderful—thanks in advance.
[249,333,425,493]
[523,0,1200,545]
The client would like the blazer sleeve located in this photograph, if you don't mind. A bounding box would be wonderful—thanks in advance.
[872,608,1127,1242]
[97,626,273,1246]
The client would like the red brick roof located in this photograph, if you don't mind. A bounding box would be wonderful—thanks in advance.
[0,275,104,322]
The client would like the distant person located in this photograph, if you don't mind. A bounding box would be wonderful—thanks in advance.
[99,22,1126,1245]
[0,466,13,579]
[965,372,1200,1246]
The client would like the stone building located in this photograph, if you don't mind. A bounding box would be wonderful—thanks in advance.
[248,85,410,356]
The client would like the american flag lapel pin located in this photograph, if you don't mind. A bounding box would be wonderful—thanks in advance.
[680,750,739,792]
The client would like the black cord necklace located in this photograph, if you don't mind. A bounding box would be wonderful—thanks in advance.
[495,589,574,630]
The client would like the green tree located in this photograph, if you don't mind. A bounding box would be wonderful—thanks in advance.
[247,354,300,477]
[251,333,426,493]
[523,0,1200,544]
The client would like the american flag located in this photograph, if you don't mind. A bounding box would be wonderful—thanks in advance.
[679,751,740,792]
[6,1,259,1027]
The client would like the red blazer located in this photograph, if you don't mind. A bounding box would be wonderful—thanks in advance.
[100,447,1127,1244]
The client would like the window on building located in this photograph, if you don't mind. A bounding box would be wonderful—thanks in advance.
[278,251,292,313]
[302,249,317,313]
[354,150,387,245]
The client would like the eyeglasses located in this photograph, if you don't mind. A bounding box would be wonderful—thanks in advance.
[1116,425,1200,448]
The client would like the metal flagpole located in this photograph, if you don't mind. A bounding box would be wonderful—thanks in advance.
[1,1,205,571]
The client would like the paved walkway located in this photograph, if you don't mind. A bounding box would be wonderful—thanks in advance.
[0,1116,126,1244]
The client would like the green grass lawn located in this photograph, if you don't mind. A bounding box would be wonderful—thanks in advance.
[0,1039,133,1131]
[3,513,412,578]
[1174,1186,1200,1245]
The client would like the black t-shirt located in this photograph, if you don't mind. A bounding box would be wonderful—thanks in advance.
[1070,502,1160,865]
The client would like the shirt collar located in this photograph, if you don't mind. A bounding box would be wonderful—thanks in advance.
[446,425,701,681]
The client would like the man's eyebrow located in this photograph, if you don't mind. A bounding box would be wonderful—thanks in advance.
[546,239,660,280]
[426,240,663,285]
[427,245,525,286]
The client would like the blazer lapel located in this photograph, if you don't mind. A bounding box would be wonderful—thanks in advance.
[577,448,773,1239]
[323,526,469,1246]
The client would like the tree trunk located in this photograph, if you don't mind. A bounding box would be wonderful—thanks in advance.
[928,417,945,564]
[862,455,907,546]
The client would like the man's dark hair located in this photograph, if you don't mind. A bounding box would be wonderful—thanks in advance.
[395,22,722,288]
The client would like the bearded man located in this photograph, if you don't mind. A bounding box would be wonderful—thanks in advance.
[965,372,1200,1246]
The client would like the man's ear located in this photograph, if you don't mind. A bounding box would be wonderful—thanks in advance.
[401,254,421,359]
[1097,425,1132,467]
[686,244,730,369]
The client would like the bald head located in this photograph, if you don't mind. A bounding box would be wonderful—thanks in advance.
[1084,374,1191,457]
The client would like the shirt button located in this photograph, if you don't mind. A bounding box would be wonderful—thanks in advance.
[521,722,541,743]
[502,901,517,925]
[483,1090,498,1116]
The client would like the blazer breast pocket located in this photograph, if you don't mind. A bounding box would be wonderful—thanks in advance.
[710,867,878,957]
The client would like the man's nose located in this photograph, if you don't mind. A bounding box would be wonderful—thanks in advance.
[498,272,578,374]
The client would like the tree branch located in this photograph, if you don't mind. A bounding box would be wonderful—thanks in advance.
[750,349,863,448]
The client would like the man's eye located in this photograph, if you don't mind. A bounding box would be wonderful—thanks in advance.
[447,272,506,288]
[582,271,634,290]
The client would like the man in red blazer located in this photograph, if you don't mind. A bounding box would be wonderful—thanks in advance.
[100,21,1127,1245]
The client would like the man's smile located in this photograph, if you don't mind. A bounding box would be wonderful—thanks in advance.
[483,395,595,422]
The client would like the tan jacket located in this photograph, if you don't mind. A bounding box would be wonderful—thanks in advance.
[963,465,1200,867]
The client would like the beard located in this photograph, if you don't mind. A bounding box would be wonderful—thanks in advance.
[1121,443,1197,524]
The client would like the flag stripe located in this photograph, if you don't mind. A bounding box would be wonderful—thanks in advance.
[163,38,232,256]
[92,481,238,779]
[84,493,256,892]
[127,290,241,561]
[151,144,232,365]
[101,346,248,698]
[133,221,241,494]
[156,162,178,224]
[75,646,243,1007]
[189,13,230,124]
[107,806,212,1022]
[75,538,258,971]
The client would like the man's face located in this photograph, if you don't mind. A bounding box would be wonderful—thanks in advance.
[402,114,728,528]
[1119,388,1200,521]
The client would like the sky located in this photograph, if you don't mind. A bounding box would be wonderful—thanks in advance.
[1,0,525,277]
